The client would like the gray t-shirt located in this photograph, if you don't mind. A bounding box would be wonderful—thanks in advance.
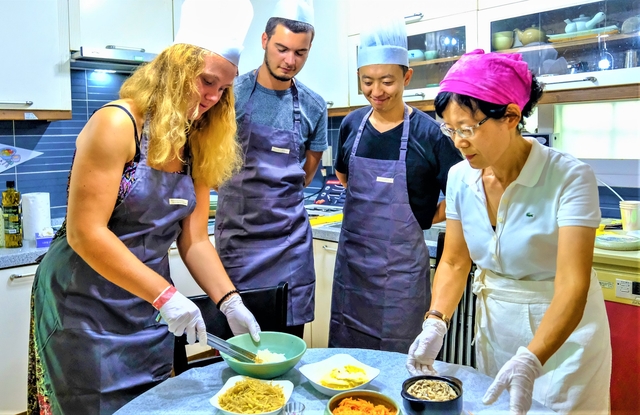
[234,70,328,166]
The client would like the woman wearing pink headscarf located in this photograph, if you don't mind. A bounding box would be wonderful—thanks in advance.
[405,49,611,415]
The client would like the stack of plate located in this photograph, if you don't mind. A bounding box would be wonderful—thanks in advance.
[209,194,217,218]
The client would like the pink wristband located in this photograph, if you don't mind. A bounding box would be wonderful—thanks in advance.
[152,285,177,310]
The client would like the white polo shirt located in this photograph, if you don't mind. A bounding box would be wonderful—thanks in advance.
[445,138,601,281]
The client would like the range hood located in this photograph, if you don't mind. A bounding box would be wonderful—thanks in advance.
[70,46,157,73]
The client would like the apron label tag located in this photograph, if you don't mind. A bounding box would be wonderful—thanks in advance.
[271,146,290,155]
[376,177,394,184]
[169,198,188,206]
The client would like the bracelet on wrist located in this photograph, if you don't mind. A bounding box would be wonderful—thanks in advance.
[216,289,240,310]
[424,309,451,329]
[152,285,177,310]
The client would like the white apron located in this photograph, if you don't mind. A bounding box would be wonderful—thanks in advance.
[472,268,611,414]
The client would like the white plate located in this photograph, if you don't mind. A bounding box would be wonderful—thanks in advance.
[209,375,294,415]
[298,354,380,397]
[547,25,619,41]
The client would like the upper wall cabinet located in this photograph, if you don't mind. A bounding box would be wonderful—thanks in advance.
[478,0,527,9]
[69,0,174,55]
[0,0,71,119]
[346,0,476,35]
[295,0,350,109]
[348,12,479,106]
[478,0,640,92]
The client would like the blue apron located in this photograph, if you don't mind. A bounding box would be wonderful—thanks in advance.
[215,70,315,326]
[29,114,196,414]
[329,106,430,352]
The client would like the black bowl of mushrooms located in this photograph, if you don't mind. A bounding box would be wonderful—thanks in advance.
[400,375,463,415]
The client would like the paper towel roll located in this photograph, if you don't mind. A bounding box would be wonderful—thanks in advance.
[22,192,52,241]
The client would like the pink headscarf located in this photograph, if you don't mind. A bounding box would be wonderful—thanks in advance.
[439,49,532,111]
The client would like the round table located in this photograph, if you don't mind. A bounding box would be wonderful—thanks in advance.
[114,348,556,414]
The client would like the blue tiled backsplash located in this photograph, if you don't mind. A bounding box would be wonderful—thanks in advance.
[0,70,637,221]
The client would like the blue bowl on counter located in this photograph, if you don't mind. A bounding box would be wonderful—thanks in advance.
[401,375,463,415]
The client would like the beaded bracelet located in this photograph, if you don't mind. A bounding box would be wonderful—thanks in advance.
[216,289,240,310]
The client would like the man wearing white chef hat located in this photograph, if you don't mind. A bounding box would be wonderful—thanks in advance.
[328,13,462,352]
[28,1,258,414]
[215,0,327,339]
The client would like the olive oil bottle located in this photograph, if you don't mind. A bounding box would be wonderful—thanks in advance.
[3,181,23,248]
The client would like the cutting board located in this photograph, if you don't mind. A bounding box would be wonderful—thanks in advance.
[309,213,343,227]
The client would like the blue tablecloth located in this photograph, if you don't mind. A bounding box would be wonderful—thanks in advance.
[114,348,555,415]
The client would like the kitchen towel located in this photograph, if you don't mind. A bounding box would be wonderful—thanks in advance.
[22,192,51,241]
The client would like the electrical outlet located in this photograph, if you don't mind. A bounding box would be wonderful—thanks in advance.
[616,278,637,300]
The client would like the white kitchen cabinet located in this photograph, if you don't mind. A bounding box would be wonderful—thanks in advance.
[477,0,527,9]
[0,0,71,117]
[478,0,640,92]
[309,239,338,348]
[295,0,350,109]
[348,11,479,106]
[0,264,38,415]
[69,0,174,54]
[346,0,476,36]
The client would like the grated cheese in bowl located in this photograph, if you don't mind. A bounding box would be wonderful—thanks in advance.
[255,348,287,364]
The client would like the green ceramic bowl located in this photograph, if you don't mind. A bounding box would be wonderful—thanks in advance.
[220,331,307,379]
[326,390,401,415]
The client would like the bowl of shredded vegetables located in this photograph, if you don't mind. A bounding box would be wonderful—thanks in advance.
[299,354,380,397]
[220,331,307,379]
[209,375,294,415]
[401,375,463,415]
[326,390,400,415]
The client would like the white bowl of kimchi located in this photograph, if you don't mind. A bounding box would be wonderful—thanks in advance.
[299,354,380,397]
[209,375,294,415]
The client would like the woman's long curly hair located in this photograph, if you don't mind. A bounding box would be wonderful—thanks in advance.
[119,43,241,188]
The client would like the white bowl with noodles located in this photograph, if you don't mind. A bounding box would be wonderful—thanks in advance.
[209,375,294,415]
[299,354,380,397]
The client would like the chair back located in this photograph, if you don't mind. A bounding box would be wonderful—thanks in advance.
[173,281,288,375]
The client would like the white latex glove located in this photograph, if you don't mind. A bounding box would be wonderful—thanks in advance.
[220,294,261,342]
[483,346,543,415]
[405,318,448,376]
[158,290,207,346]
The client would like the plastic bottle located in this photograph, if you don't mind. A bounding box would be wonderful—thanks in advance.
[0,205,4,248]
[3,181,23,248]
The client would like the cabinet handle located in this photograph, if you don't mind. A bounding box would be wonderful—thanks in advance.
[404,12,423,22]
[326,101,334,107]
[106,45,146,53]
[540,76,597,85]
[403,92,425,99]
[9,272,36,281]
[0,100,33,106]
[322,244,338,252]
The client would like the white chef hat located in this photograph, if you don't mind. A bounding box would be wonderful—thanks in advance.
[174,0,254,67]
[357,15,408,69]
[271,0,314,26]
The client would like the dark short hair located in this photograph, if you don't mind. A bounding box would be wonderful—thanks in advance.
[400,65,409,76]
[265,17,315,42]
[434,74,544,130]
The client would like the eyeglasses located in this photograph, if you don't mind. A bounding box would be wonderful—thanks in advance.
[440,116,490,139]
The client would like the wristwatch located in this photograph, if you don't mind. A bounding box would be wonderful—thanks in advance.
[424,309,450,329]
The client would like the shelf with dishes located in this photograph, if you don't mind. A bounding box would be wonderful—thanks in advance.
[409,55,462,66]
[495,31,637,55]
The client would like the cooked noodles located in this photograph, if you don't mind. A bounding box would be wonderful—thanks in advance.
[218,378,285,413]
[406,379,457,402]
[332,397,397,415]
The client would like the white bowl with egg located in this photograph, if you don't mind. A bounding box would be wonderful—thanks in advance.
[210,375,294,415]
[299,354,380,397]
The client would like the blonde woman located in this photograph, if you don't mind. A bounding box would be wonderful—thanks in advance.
[27,1,258,414]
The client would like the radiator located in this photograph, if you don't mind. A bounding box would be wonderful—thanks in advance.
[436,271,477,368]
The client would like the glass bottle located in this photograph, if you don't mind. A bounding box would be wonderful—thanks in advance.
[3,181,23,248]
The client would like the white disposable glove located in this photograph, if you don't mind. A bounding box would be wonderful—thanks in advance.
[220,294,261,342]
[158,290,207,346]
[482,346,543,415]
[405,318,448,376]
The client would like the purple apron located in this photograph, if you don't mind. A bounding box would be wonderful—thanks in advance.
[215,71,315,326]
[30,117,196,414]
[328,106,430,353]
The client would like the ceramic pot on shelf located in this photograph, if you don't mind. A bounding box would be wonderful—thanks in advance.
[492,30,514,51]
[564,12,606,33]
[514,25,547,46]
